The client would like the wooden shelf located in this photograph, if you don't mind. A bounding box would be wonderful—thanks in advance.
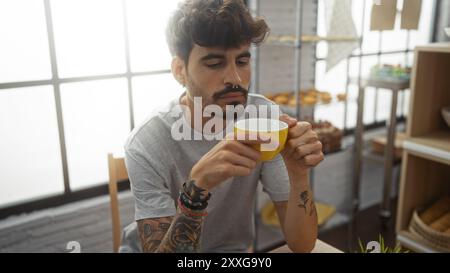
[397,231,443,253]
[266,35,360,47]
[350,77,410,91]
[396,44,450,247]
[403,131,450,165]
[415,43,450,53]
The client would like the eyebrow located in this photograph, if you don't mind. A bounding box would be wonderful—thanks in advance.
[200,53,225,62]
[199,51,252,62]
[237,51,251,59]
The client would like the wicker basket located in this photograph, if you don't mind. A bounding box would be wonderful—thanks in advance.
[409,209,450,252]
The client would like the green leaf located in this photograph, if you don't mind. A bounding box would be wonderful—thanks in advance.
[358,238,366,253]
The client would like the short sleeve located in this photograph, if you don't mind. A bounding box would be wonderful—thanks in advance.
[124,138,176,221]
[260,154,290,202]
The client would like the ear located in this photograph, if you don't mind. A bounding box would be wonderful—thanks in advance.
[171,56,187,87]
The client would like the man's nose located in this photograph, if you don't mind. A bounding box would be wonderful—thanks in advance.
[223,63,242,87]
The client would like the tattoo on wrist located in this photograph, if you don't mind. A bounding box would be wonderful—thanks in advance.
[298,190,316,216]
[298,191,310,213]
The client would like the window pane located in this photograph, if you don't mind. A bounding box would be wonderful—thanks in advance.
[61,78,130,190]
[375,89,392,122]
[314,60,348,129]
[0,86,64,207]
[132,73,184,126]
[51,0,126,78]
[380,1,408,52]
[0,0,52,83]
[126,0,181,72]
[359,0,382,54]
[408,0,434,49]
[315,0,327,59]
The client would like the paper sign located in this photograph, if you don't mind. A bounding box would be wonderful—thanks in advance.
[401,0,422,30]
[370,0,397,31]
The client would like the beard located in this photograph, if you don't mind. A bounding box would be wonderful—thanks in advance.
[185,76,249,120]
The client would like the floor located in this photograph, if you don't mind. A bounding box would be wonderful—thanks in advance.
[0,125,404,253]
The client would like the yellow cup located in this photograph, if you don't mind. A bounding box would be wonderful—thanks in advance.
[234,118,289,161]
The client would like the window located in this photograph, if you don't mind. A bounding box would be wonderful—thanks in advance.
[51,0,127,78]
[0,0,52,83]
[132,74,183,126]
[126,0,180,72]
[0,86,64,207]
[61,78,130,190]
[0,0,182,207]
[314,0,434,130]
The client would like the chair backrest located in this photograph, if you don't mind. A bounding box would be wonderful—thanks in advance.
[108,153,129,253]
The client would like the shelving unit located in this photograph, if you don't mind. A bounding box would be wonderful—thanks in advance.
[351,76,410,223]
[250,0,359,251]
[396,43,450,253]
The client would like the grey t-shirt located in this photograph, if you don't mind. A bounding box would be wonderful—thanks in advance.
[124,93,290,253]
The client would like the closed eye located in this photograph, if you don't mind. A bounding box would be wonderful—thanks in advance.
[237,57,250,67]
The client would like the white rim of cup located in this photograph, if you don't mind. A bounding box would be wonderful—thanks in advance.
[234,118,288,132]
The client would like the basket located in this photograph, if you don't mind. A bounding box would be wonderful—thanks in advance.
[408,209,450,252]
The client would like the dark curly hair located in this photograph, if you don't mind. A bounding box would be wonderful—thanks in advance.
[166,0,269,64]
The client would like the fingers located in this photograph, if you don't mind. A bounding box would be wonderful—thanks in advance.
[286,130,318,147]
[288,121,312,139]
[284,131,319,158]
[292,141,323,160]
[221,150,258,169]
[223,140,261,161]
[280,114,297,128]
[229,164,252,177]
[300,151,324,167]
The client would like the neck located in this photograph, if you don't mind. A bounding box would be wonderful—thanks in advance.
[180,93,224,133]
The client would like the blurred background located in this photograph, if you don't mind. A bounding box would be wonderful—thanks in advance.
[0,0,449,253]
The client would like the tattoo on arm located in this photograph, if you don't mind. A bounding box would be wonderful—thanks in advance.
[298,190,316,216]
[138,209,205,253]
[156,208,204,253]
[298,191,310,213]
[137,216,173,253]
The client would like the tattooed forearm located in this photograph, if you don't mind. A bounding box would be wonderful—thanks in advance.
[298,190,316,216]
[137,216,173,253]
[298,191,310,213]
[156,208,204,253]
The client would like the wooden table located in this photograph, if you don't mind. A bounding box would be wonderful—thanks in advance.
[269,239,343,253]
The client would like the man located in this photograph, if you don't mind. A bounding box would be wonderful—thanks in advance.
[124,0,324,253]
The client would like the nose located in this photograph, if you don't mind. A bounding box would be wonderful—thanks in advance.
[223,63,242,87]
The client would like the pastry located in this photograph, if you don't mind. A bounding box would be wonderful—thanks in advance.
[320,92,332,104]
[429,212,450,232]
[337,93,347,101]
[303,96,317,106]
[274,95,289,105]
[288,98,298,107]
[419,197,450,224]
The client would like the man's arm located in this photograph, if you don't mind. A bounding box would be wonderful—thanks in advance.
[137,206,206,253]
[274,172,318,253]
[137,216,173,252]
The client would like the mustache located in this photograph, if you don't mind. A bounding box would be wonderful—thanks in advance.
[212,85,248,100]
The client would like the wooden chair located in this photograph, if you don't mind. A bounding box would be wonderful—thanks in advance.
[108,153,129,253]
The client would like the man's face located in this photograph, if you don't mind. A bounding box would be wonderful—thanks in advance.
[184,43,251,111]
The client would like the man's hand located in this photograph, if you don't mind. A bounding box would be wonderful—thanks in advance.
[189,133,267,191]
[280,114,324,176]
